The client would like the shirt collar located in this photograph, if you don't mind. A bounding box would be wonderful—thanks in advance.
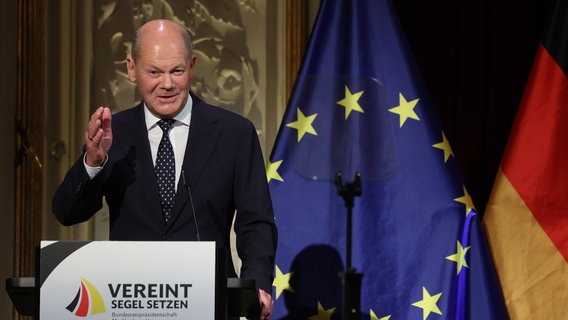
[144,93,193,131]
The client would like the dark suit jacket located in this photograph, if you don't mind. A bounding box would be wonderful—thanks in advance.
[52,94,277,292]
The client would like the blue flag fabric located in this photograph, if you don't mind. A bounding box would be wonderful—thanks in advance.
[268,0,509,319]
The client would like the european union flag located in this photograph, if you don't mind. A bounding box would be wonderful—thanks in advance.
[268,0,509,319]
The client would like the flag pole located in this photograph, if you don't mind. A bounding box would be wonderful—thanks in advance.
[335,172,363,320]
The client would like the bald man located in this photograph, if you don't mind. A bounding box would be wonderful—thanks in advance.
[53,19,277,319]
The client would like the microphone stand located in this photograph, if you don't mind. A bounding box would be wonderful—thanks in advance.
[335,172,363,320]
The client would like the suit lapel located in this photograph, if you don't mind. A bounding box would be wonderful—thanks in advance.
[118,103,165,221]
[183,96,221,189]
[168,96,220,226]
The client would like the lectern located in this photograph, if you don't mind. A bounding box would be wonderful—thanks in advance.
[5,241,260,319]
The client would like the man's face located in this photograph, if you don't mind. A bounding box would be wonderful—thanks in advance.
[127,31,196,118]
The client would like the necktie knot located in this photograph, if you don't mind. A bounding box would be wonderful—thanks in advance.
[158,119,175,133]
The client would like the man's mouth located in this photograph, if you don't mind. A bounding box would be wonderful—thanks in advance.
[158,94,177,103]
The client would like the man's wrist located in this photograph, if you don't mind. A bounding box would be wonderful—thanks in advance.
[83,153,108,179]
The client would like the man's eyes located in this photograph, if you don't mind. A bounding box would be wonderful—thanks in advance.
[147,70,185,76]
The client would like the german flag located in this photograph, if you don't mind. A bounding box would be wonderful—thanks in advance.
[483,1,568,318]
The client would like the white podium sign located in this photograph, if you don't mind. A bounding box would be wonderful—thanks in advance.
[39,241,217,320]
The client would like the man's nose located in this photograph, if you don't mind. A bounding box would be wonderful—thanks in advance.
[161,73,174,89]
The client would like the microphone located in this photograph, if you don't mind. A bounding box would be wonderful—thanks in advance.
[182,168,201,241]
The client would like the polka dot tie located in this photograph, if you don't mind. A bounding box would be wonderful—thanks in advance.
[156,119,176,222]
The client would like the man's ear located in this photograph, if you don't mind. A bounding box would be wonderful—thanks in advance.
[187,55,197,81]
[126,56,136,82]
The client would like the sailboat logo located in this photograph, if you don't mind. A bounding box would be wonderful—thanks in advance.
[66,277,106,317]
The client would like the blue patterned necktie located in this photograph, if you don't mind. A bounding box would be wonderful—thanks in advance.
[155,119,176,222]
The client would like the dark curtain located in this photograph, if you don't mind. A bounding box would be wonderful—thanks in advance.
[393,0,554,214]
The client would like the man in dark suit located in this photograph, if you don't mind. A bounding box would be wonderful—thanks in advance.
[52,19,276,319]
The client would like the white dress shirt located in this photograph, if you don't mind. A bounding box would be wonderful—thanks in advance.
[145,95,192,191]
